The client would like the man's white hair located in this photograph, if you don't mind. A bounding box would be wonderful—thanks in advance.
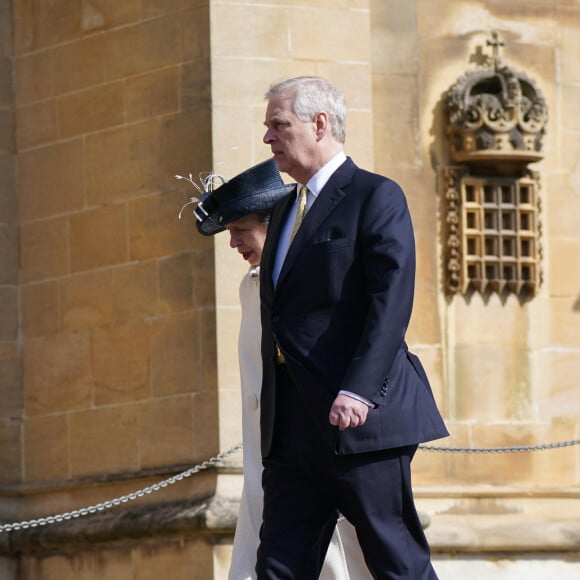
[265,76,346,144]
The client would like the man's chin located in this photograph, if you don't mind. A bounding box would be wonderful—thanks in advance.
[272,155,287,171]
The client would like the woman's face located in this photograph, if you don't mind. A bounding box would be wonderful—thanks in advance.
[226,214,268,267]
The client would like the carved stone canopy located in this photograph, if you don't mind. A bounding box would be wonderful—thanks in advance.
[446,32,548,166]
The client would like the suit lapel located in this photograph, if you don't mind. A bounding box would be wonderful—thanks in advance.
[276,159,355,289]
[261,186,297,301]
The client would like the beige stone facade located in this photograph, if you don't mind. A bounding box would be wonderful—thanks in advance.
[0,0,578,578]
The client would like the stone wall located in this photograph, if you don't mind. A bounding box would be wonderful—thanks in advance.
[0,0,21,491]
[370,0,580,489]
[13,0,218,482]
[1,0,223,578]
[0,0,579,578]
[368,1,580,574]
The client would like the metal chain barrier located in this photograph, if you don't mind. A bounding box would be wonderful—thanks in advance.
[0,442,242,534]
[2,437,579,533]
[419,439,580,453]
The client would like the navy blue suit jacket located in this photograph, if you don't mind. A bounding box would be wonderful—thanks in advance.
[259,158,448,458]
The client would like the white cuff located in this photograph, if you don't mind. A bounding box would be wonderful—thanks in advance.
[338,390,374,408]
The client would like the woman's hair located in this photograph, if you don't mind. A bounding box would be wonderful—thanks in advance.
[265,76,346,144]
[254,209,272,226]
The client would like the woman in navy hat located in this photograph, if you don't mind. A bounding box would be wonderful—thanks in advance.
[185,159,370,580]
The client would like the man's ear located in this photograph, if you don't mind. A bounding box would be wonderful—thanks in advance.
[314,111,329,140]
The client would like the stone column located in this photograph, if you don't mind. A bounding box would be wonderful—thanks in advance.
[0,0,21,507]
[0,1,21,577]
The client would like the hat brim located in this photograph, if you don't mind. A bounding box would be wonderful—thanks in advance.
[196,183,295,236]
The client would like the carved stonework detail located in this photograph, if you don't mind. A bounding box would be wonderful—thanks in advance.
[443,33,546,299]
[447,31,548,165]
[447,173,543,296]
[443,166,466,294]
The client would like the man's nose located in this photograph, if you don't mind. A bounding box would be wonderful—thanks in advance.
[263,127,273,144]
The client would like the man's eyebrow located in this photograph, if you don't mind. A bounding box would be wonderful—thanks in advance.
[264,116,290,127]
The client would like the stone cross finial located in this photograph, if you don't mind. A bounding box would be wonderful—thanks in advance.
[487,31,505,70]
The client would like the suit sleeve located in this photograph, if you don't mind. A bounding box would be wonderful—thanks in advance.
[340,179,416,405]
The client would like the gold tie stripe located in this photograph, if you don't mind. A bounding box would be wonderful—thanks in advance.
[289,185,308,242]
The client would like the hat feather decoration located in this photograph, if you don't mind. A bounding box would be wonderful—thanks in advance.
[176,159,294,236]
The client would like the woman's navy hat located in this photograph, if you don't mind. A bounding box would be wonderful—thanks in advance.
[187,158,294,236]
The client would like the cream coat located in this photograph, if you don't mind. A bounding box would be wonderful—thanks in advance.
[228,268,371,580]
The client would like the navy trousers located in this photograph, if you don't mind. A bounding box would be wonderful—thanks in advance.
[256,365,438,580]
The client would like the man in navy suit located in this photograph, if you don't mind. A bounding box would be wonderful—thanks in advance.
[256,76,448,579]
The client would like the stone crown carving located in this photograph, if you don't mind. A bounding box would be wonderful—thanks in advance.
[446,32,548,164]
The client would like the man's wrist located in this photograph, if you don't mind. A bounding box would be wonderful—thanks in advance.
[338,389,374,407]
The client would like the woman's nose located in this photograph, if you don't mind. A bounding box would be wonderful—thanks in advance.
[229,233,239,248]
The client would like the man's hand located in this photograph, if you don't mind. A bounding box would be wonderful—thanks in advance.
[329,394,369,431]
